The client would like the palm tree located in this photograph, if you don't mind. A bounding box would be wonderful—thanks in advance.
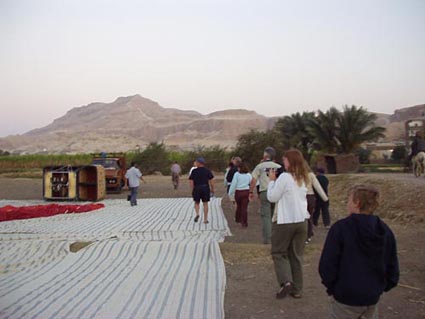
[307,107,340,153]
[274,112,315,156]
[336,105,386,153]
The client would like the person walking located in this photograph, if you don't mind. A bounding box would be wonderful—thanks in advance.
[224,161,235,193]
[125,162,145,207]
[228,162,252,227]
[226,157,241,193]
[267,149,310,299]
[313,168,331,227]
[189,157,215,224]
[250,147,282,244]
[170,161,181,190]
[306,167,328,243]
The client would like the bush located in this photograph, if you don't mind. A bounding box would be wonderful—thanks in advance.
[132,142,171,175]
[391,145,407,163]
[233,129,283,168]
[355,147,372,164]
[181,145,231,174]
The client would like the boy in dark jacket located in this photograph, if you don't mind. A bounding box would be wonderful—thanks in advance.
[319,184,399,319]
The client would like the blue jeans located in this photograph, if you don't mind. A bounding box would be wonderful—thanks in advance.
[130,187,138,206]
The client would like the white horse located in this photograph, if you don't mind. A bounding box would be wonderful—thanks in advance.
[412,151,425,177]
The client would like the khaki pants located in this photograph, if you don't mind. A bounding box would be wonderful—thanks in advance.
[330,298,378,319]
[259,191,273,244]
[271,221,307,294]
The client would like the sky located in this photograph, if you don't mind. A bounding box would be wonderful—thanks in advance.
[0,0,424,137]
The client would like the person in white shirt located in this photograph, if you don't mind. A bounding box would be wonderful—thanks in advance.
[267,149,310,299]
[188,161,197,176]
[125,162,145,206]
[306,168,329,243]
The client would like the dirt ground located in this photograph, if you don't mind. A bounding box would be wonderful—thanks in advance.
[0,173,424,318]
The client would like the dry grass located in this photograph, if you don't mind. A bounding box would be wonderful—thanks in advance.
[328,174,425,224]
[0,169,43,179]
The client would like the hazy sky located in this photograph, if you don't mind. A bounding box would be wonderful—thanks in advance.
[1,0,424,137]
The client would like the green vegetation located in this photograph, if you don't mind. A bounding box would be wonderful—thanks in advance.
[355,147,372,164]
[361,163,405,173]
[131,143,232,175]
[391,145,408,163]
[236,105,385,166]
[232,129,282,168]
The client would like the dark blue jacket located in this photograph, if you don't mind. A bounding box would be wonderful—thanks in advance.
[319,214,399,306]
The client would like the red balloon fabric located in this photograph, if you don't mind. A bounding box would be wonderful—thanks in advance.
[0,203,105,222]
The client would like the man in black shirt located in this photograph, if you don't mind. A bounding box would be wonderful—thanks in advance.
[189,157,215,224]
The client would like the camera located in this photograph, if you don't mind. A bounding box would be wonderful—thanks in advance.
[264,167,284,178]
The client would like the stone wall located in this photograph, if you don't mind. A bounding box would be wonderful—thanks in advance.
[316,153,360,174]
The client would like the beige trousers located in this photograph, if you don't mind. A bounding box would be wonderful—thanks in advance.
[329,298,378,319]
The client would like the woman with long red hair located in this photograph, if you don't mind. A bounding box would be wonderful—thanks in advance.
[267,149,310,299]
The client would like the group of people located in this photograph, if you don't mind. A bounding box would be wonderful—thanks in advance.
[223,148,330,245]
[125,158,215,224]
[126,149,400,319]
[197,147,399,319]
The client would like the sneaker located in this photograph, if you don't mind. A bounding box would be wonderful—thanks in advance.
[194,215,200,223]
[305,238,312,245]
[276,282,292,299]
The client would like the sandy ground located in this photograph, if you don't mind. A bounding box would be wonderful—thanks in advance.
[0,173,424,318]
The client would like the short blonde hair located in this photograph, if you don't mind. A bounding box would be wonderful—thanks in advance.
[348,184,380,214]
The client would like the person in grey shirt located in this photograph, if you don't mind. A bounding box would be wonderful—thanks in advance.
[249,147,282,244]
[125,162,145,206]
[171,161,182,190]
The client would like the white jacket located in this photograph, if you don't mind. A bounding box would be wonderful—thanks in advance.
[267,172,309,224]
[307,172,328,201]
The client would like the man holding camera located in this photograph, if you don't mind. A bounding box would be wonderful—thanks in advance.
[250,147,282,244]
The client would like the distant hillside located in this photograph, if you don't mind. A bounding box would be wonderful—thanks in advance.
[0,95,276,153]
[0,95,423,154]
[390,104,425,122]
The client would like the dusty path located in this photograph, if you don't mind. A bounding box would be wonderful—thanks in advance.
[1,173,424,318]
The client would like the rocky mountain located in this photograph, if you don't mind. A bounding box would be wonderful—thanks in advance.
[0,95,276,153]
[383,104,425,142]
[1,95,423,154]
[390,104,425,122]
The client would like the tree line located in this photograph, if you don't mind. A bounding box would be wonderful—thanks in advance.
[131,105,386,173]
[234,105,386,167]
